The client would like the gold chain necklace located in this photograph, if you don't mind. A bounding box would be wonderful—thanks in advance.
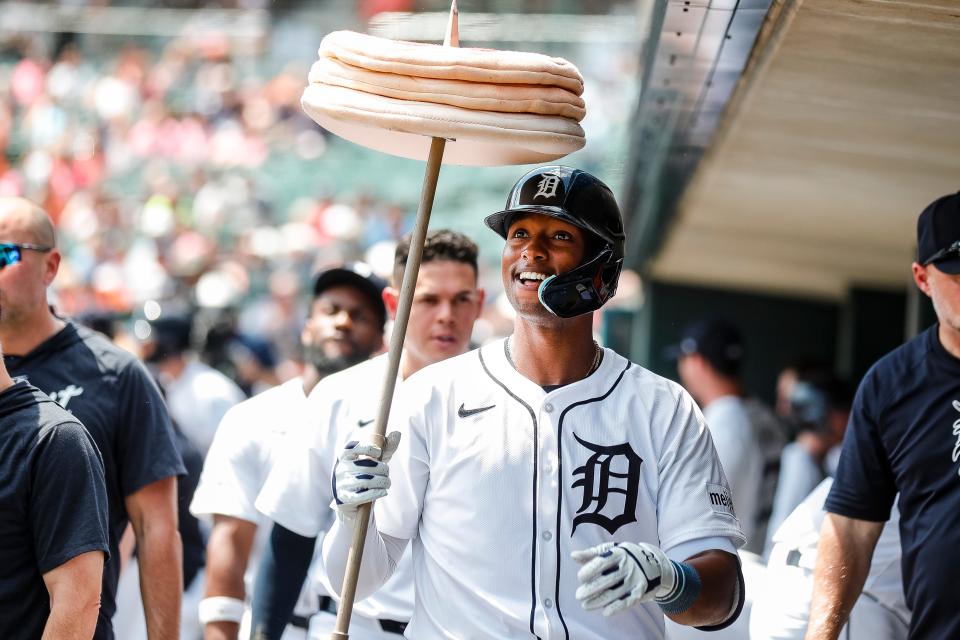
[504,337,603,378]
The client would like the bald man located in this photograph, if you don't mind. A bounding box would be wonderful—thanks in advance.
[0,198,186,640]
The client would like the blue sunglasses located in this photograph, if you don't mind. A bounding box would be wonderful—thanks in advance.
[0,243,54,268]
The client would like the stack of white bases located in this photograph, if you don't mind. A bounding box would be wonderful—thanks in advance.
[302,30,587,166]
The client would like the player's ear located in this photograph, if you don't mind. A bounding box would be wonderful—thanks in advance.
[474,288,486,318]
[383,287,400,320]
[42,248,61,286]
[911,262,931,297]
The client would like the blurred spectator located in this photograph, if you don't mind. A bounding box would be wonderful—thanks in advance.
[229,332,281,396]
[140,313,246,456]
[669,318,764,548]
[764,371,852,555]
[741,394,789,554]
[774,358,831,439]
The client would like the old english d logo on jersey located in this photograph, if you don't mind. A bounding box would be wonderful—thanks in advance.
[571,433,642,535]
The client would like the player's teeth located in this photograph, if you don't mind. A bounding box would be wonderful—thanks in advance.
[519,272,548,281]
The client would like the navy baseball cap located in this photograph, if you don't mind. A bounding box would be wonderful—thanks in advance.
[144,315,193,363]
[664,318,744,377]
[917,192,960,275]
[312,262,388,329]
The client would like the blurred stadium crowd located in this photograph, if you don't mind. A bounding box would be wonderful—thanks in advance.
[0,2,638,382]
[0,27,419,376]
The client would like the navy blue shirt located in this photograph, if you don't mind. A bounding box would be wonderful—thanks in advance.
[4,322,185,640]
[826,324,960,639]
[0,381,110,639]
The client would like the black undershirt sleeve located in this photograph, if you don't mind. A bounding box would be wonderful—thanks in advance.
[250,522,317,640]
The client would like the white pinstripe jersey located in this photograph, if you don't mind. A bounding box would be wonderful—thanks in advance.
[375,338,745,640]
[256,354,414,622]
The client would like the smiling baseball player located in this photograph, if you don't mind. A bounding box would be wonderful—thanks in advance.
[323,166,746,639]
[254,230,485,639]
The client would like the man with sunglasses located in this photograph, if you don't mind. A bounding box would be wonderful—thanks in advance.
[806,191,960,640]
[0,198,185,640]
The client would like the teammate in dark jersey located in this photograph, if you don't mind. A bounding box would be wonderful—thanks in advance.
[0,197,185,640]
[807,191,960,640]
[0,347,109,639]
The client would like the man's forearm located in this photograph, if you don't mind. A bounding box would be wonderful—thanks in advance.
[41,601,100,640]
[805,513,882,640]
[138,527,184,640]
[666,550,741,628]
[203,518,257,640]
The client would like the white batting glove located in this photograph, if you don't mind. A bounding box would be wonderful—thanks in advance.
[571,542,678,616]
[332,432,401,516]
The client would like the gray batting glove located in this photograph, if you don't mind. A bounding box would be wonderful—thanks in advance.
[572,542,677,616]
[333,431,401,516]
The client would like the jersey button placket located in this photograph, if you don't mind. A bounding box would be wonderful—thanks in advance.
[537,402,560,638]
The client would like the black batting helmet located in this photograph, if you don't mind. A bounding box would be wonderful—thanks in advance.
[484,165,625,318]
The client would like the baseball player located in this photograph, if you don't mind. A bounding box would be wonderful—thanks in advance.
[189,263,388,640]
[254,230,485,639]
[323,166,746,639]
[750,478,908,640]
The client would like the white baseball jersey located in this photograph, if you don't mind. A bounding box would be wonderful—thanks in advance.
[256,354,415,623]
[166,358,246,455]
[749,478,909,640]
[333,339,745,640]
[189,378,326,622]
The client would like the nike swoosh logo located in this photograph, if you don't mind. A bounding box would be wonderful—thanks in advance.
[357,418,375,427]
[458,403,495,418]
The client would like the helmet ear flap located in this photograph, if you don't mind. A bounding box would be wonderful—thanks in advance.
[536,247,623,318]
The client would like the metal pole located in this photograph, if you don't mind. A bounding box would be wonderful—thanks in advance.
[329,137,446,639]
[330,7,458,637]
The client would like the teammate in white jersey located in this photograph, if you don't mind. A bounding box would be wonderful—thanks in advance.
[189,263,388,640]
[750,478,908,640]
[324,166,747,639]
[254,230,485,639]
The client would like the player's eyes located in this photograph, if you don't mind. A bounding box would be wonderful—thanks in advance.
[510,228,529,239]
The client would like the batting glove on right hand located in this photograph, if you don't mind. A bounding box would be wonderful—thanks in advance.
[572,542,678,616]
[332,431,401,517]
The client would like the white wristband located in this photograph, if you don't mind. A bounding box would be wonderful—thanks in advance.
[198,596,246,624]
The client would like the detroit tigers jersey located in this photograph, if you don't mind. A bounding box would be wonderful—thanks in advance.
[256,355,415,623]
[371,338,745,640]
[189,378,325,627]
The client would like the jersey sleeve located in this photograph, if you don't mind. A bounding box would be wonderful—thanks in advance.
[255,386,337,538]
[30,421,111,574]
[824,370,897,521]
[116,359,186,496]
[190,405,261,522]
[656,387,746,551]
[374,382,430,541]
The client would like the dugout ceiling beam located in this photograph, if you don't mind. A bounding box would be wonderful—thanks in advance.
[635,0,960,300]
[621,0,774,271]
